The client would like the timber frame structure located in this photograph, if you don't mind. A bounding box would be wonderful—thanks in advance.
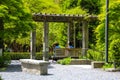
[31,13,97,61]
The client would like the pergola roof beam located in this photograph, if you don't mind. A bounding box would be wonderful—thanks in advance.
[32,13,97,22]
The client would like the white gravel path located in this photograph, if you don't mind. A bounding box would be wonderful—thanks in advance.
[0,60,120,80]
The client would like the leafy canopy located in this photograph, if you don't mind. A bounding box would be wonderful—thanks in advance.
[0,0,35,41]
[95,0,120,51]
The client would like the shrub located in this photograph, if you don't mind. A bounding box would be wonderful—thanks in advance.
[0,76,3,80]
[57,57,71,65]
[36,52,52,60]
[110,39,120,68]
[0,56,4,67]
[5,52,52,60]
[102,63,114,70]
[0,53,11,67]
[87,49,104,61]
[9,52,30,60]
[35,52,43,60]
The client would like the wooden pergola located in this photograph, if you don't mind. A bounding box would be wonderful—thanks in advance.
[30,13,97,61]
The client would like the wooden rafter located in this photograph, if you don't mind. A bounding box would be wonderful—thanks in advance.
[32,13,97,22]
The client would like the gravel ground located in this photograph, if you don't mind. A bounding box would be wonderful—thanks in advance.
[0,60,120,80]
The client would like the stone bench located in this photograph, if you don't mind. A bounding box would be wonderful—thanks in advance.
[20,59,50,75]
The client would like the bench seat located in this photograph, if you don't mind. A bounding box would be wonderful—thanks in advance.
[53,48,81,60]
[20,59,50,75]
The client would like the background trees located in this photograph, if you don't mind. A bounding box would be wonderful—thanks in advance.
[0,0,120,56]
[0,0,35,52]
[0,0,34,38]
[95,0,120,61]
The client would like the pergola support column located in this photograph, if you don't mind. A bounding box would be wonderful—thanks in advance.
[67,21,74,45]
[30,28,36,59]
[82,21,88,56]
[73,22,76,48]
[43,21,49,61]
[67,22,71,44]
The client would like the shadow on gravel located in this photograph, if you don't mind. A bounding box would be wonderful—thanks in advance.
[40,74,53,76]
[3,64,55,72]
[48,65,54,69]
[4,64,22,72]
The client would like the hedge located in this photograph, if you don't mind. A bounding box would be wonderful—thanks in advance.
[4,52,52,60]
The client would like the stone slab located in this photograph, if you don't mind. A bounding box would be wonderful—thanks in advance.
[92,61,105,68]
[20,59,50,75]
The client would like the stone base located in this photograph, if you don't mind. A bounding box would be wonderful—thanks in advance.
[20,59,50,75]
[92,61,105,68]
[70,59,91,65]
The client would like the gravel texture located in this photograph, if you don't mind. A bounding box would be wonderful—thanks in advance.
[0,60,120,80]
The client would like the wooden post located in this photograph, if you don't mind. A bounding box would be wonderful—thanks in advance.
[73,22,76,48]
[67,22,71,44]
[67,22,74,45]
[0,18,4,56]
[30,28,36,59]
[82,21,88,56]
[43,21,49,61]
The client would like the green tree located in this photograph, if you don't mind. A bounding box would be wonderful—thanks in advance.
[24,0,61,13]
[60,0,101,48]
[60,0,79,11]
[95,0,120,61]
[80,0,101,14]
[0,0,34,41]
[60,0,102,14]
[16,0,65,50]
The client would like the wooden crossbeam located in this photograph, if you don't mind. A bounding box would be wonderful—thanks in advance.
[32,13,97,22]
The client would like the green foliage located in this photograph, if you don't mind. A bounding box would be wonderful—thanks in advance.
[1,0,100,50]
[57,57,71,65]
[110,39,120,58]
[80,0,101,14]
[87,49,104,61]
[98,1,120,41]
[95,1,120,56]
[0,53,11,67]
[6,52,52,60]
[20,0,63,47]
[0,5,8,17]
[102,63,114,70]
[65,7,86,15]
[35,52,43,60]
[2,0,117,60]
[10,52,30,60]
[110,39,120,68]
[0,0,35,41]
[0,57,4,67]
[0,67,6,71]
[60,0,80,11]
[24,0,61,13]
[60,0,87,14]
[49,23,67,47]
[0,76,3,80]
[60,0,101,14]
[95,23,105,45]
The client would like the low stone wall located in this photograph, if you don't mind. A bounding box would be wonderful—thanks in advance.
[70,59,91,65]
[53,48,81,60]
[91,61,105,68]
[20,59,50,75]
